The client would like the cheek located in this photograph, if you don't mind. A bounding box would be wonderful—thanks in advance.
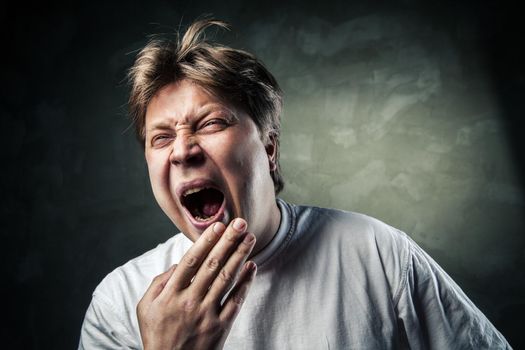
[232,141,269,181]
[146,152,170,187]
[226,142,257,173]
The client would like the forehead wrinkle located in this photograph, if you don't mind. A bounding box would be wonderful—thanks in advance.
[147,104,235,133]
[146,106,192,133]
[146,82,241,134]
[198,103,239,121]
[147,118,177,132]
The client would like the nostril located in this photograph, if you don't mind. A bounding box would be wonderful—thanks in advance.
[186,151,205,165]
[170,140,205,166]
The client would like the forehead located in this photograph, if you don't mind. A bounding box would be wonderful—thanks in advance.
[145,80,233,125]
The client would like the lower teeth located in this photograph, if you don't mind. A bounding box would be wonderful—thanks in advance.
[195,215,211,221]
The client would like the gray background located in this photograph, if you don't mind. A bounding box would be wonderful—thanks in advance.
[2,0,524,348]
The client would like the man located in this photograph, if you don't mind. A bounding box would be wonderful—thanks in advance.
[79,19,511,349]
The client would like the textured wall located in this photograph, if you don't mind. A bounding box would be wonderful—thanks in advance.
[272,11,524,306]
[3,0,524,348]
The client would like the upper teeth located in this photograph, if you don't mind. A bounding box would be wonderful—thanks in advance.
[183,187,206,197]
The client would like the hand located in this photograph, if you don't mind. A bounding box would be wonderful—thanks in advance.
[136,218,257,350]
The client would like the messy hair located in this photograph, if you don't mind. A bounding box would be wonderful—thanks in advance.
[127,18,284,194]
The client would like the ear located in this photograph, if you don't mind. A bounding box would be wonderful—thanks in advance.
[265,134,278,171]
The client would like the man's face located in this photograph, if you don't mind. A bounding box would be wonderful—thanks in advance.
[144,80,279,247]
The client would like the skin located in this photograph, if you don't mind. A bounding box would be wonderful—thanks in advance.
[143,79,280,255]
[137,219,257,349]
[137,79,281,349]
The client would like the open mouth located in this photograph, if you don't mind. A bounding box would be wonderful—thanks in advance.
[181,187,225,222]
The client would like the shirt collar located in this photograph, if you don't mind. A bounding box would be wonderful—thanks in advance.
[252,198,295,267]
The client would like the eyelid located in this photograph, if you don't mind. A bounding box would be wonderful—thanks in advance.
[197,115,230,129]
[151,133,174,147]
[204,118,226,125]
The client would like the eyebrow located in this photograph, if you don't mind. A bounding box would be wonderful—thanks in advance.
[146,104,239,133]
[147,121,173,132]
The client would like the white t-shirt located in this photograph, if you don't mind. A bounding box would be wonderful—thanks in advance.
[79,199,511,349]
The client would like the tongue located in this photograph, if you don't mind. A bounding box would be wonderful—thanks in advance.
[202,201,221,217]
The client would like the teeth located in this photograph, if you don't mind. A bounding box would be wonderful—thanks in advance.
[195,215,211,221]
[183,186,206,197]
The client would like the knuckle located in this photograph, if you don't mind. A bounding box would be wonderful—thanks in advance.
[236,244,252,256]
[224,231,237,242]
[183,254,199,268]
[152,274,163,284]
[219,269,234,284]
[206,257,220,271]
[232,294,245,305]
[182,298,198,312]
[137,298,155,316]
[150,275,167,289]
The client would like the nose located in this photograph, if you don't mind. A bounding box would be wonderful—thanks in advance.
[169,133,205,166]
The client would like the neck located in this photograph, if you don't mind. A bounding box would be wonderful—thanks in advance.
[250,199,281,259]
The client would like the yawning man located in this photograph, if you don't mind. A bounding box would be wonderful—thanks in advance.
[79,19,511,349]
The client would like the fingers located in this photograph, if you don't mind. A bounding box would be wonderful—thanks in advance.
[189,218,254,298]
[205,232,256,302]
[137,218,257,350]
[165,222,225,291]
[141,264,177,304]
[219,261,257,324]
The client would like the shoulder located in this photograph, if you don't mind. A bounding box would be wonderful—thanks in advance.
[81,233,192,347]
[94,233,191,310]
[286,202,413,300]
[291,203,411,257]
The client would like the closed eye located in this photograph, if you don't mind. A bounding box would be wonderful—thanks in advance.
[199,118,229,131]
[151,134,174,147]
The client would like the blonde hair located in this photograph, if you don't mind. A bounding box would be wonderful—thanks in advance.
[128,18,284,193]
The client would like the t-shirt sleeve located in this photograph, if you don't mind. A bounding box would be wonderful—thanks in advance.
[395,238,512,349]
[78,292,138,350]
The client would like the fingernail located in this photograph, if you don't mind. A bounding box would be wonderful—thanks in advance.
[233,218,246,232]
[213,222,225,234]
[243,233,255,244]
